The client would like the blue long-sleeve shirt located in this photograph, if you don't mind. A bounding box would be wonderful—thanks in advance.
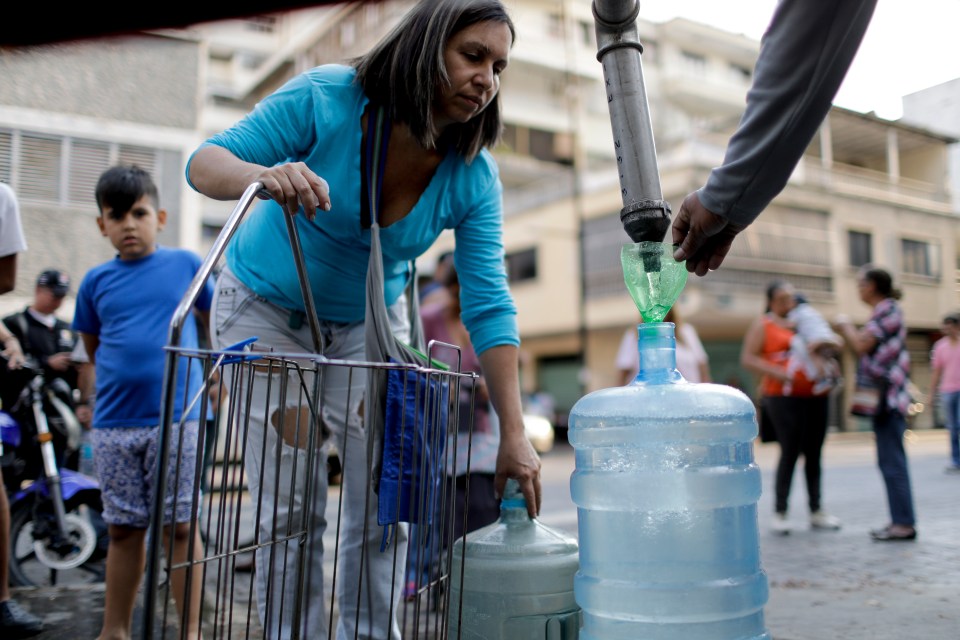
[186,64,517,354]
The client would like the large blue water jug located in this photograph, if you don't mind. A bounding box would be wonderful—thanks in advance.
[568,322,769,640]
[447,479,581,639]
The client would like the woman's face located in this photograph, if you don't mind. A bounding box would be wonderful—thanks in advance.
[942,320,959,338]
[768,286,795,318]
[856,275,874,303]
[434,20,512,130]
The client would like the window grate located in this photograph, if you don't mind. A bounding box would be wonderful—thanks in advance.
[0,129,158,206]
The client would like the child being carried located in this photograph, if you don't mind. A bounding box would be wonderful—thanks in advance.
[784,292,843,395]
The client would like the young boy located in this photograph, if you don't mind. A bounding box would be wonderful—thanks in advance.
[73,166,213,640]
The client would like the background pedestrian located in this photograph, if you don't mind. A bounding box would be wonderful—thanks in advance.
[835,266,918,541]
[73,166,211,639]
[741,279,841,535]
[928,312,960,474]
[0,182,44,638]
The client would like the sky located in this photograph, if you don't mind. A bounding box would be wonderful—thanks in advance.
[638,0,960,120]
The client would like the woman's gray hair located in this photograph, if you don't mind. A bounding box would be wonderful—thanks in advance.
[353,0,515,162]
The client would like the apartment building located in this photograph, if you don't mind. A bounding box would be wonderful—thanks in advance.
[902,77,960,213]
[0,33,206,318]
[2,1,956,431]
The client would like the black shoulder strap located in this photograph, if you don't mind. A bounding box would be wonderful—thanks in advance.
[361,103,392,230]
[12,311,30,353]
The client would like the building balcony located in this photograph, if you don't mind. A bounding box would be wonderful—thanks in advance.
[657,70,751,117]
[796,158,954,210]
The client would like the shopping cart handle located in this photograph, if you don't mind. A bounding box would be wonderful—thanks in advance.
[218,337,262,364]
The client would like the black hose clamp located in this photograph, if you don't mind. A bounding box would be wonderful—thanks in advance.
[592,0,644,61]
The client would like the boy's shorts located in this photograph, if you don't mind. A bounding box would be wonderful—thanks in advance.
[93,421,200,529]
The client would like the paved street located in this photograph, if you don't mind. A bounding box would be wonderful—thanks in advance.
[12,427,959,639]
[536,428,960,640]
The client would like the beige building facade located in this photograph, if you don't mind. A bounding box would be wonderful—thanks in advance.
[2,1,957,431]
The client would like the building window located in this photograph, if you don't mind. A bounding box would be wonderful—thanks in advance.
[505,248,537,283]
[547,14,563,38]
[848,230,872,268]
[582,213,628,299]
[729,63,752,82]
[0,127,158,207]
[529,128,572,165]
[901,238,940,277]
[245,16,277,33]
[577,20,595,47]
[340,22,356,47]
[681,50,707,75]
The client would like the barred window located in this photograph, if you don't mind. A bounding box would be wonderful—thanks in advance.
[901,238,940,278]
[0,128,158,206]
[505,248,538,283]
[848,230,872,268]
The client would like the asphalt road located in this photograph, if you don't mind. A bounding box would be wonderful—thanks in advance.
[14,428,959,640]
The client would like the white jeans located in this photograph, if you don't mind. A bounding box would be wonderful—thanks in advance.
[212,267,409,640]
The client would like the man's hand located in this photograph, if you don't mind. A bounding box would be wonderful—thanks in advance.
[75,404,93,427]
[671,192,747,276]
[48,352,73,371]
[2,336,25,370]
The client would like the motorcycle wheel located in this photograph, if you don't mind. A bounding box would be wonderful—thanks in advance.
[8,490,108,587]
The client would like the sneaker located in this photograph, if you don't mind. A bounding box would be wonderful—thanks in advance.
[810,510,842,530]
[771,512,791,535]
[0,599,43,638]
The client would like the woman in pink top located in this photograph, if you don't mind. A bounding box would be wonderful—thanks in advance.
[929,313,960,473]
[616,306,711,385]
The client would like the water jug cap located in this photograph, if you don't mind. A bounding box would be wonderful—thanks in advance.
[501,478,526,511]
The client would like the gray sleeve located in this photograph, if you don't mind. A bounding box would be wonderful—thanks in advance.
[698,0,878,226]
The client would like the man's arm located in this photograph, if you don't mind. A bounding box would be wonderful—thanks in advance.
[928,347,942,407]
[673,0,878,275]
[0,316,25,370]
[834,317,878,357]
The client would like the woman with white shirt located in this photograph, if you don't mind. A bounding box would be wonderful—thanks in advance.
[616,307,711,385]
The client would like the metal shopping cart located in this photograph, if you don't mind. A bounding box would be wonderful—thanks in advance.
[142,183,479,640]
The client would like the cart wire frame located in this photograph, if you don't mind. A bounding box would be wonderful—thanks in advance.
[143,183,480,639]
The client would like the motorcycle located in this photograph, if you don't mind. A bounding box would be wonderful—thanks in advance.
[0,358,108,586]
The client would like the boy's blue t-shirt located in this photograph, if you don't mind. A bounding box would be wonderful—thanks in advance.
[185,64,518,355]
[73,247,214,429]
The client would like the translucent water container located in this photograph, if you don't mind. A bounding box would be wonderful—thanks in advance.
[568,322,769,640]
[447,479,581,639]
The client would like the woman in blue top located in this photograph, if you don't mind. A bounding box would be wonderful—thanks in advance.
[186,0,540,637]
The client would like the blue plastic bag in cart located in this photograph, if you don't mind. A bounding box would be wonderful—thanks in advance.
[377,359,449,551]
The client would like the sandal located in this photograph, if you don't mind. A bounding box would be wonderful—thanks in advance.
[870,525,916,541]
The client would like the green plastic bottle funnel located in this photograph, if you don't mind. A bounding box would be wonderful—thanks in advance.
[621,241,688,323]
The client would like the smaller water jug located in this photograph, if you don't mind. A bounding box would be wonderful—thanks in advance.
[447,479,581,639]
[79,428,96,478]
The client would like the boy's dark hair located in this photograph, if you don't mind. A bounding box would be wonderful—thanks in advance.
[944,313,960,325]
[95,165,159,215]
[353,0,515,163]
